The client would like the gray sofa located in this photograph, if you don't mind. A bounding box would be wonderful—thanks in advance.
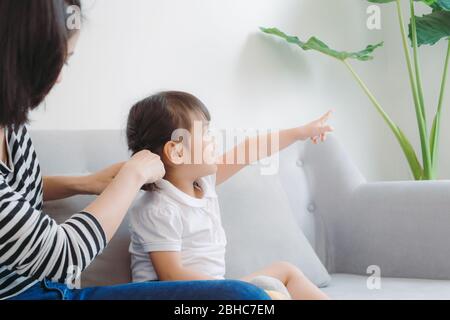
[32,130,450,300]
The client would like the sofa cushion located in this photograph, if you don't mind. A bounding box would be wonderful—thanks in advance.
[44,196,132,287]
[323,274,450,300]
[35,130,330,288]
[45,164,331,288]
[218,165,331,287]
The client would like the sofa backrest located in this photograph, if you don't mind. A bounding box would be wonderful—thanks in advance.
[33,130,133,286]
[32,130,364,286]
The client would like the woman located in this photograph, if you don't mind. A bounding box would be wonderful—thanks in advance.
[0,0,270,300]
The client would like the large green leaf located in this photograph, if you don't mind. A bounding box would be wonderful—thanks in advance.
[260,27,383,61]
[368,0,435,5]
[433,0,450,10]
[410,10,450,45]
[366,0,396,2]
[367,0,450,10]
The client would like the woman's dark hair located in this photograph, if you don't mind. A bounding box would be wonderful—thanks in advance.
[0,0,82,128]
[127,91,211,157]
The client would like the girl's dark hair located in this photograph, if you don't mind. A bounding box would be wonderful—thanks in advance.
[127,91,211,191]
[0,0,82,128]
[127,91,211,157]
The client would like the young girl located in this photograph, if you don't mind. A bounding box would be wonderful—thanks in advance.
[127,91,333,300]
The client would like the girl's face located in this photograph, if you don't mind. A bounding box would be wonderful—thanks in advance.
[180,112,218,179]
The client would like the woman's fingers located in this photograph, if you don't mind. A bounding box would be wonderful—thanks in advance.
[106,162,126,178]
[125,150,166,185]
[86,162,127,195]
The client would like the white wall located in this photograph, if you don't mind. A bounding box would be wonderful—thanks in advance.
[29,0,450,182]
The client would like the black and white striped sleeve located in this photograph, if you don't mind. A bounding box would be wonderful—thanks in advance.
[0,180,107,283]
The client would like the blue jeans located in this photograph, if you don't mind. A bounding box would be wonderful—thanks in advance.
[8,279,271,300]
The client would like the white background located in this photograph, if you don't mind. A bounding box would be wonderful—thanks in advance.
[29,0,450,182]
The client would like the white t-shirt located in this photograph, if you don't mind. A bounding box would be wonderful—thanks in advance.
[128,174,227,282]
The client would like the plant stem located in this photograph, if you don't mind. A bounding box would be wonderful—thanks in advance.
[343,60,422,180]
[396,0,432,179]
[395,0,420,114]
[410,0,427,123]
[437,40,450,116]
[343,61,394,129]
[431,40,450,173]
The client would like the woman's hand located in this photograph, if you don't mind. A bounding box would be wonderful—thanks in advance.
[121,150,166,186]
[43,160,151,201]
[83,162,126,196]
[44,163,126,201]
[83,150,166,242]
[81,151,165,196]
[298,110,335,144]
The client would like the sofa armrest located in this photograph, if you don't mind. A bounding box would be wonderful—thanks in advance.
[331,180,450,280]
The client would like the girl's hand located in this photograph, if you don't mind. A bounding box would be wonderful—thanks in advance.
[298,110,335,144]
[121,150,166,186]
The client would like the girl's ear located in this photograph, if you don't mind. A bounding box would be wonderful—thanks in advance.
[163,141,184,165]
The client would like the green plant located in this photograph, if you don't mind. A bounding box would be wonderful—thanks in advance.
[261,0,450,180]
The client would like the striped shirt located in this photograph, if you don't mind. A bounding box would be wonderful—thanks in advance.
[0,126,107,300]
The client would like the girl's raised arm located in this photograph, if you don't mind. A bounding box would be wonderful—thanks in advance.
[216,110,334,186]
